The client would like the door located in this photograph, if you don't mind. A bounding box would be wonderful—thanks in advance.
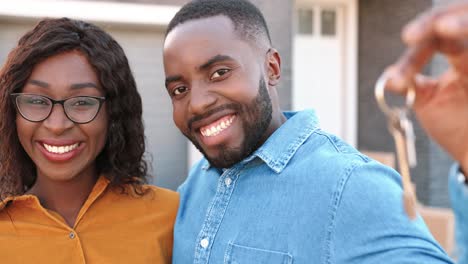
[293,0,356,146]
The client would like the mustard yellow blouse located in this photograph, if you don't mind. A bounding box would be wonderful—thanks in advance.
[0,176,178,263]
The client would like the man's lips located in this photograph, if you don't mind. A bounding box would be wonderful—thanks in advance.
[200,115,236,137]
[188,103,239,131]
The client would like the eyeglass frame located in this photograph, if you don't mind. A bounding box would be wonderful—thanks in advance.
[10,93,106,124]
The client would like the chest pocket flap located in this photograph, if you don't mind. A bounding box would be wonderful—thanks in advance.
[224,243,293,264]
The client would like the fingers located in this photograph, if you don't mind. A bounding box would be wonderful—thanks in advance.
[436,37,468,56]
[383,70,438,109]
[403,2,468,45]
[402,10,438,45]
[384,2,468,105]
[414,73,438,89]
[383,43,435,95]
[383,66,408,95]
[413,74,438,107]
[435,13,468,39]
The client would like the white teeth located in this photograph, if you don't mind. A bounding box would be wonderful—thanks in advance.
[43,143,79,154]
[200,115,235,137]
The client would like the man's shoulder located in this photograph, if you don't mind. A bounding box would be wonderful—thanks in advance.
[295,129,372,168]
[289,129,402,194]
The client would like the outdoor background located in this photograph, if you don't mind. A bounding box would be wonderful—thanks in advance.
[0,0,458,209]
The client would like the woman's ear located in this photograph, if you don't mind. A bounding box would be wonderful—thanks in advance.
[266,48,281,86]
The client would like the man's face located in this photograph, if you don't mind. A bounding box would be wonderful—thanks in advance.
[163,15,276,168]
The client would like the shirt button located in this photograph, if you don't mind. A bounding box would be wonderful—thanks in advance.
[224,177,232,187]
[200,238,209,249]
[458,172,466,184]
[69,232,76,239]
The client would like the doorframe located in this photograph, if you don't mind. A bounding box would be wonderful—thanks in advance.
[294,0,358,146]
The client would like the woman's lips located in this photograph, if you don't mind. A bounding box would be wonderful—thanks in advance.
[43,142,80,154]
[37,141,84,162]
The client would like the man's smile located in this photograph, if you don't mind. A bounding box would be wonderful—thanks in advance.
[200,115,236,137]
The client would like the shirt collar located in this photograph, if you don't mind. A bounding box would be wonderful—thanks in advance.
[250,110,318,173]
[0,175,110,211]
[203,110,319,173]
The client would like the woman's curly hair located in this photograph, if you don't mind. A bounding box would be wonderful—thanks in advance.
[0,18,148,199]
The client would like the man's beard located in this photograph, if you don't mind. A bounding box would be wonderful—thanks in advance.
[186,77,273,168]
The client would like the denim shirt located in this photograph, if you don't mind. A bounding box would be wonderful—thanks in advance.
[449,164,468,264]
[173,110,453,264]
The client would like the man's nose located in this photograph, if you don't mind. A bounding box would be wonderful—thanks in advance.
[188,82,218,115]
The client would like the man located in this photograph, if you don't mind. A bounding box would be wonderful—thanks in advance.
[384,2,468,263]
[163,0,453,263]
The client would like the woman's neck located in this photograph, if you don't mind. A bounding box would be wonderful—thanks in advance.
[27,168,99,228]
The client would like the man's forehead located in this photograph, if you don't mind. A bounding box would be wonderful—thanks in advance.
[164,15,237,48]
[164,18,268,61]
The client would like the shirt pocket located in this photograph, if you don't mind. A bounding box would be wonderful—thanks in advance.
[224,242,293,264]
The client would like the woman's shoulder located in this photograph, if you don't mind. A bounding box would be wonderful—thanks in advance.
[141,184,179,204]
[109,183,179,212]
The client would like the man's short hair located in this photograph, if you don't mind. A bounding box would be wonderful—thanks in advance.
[166,0,272,46]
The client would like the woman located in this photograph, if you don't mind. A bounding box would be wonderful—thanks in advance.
[0,18,178,263]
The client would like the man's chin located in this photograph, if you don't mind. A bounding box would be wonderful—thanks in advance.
[204,148,244,169]
[206,158,238,169]
[188,136,244,168]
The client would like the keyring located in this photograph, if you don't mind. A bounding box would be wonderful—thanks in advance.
[374,73,416,116]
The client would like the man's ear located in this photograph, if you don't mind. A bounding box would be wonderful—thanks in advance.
[266,48,281,86]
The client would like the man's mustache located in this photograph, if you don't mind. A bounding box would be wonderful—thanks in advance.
[188,103,240,131]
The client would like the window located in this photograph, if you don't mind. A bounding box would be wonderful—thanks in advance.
[321,9,336,36]
[297,9,314,35]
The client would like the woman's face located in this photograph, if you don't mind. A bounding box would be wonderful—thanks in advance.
[16,50,108,183]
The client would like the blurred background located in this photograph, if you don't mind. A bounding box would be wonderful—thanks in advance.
[0,0,457,207]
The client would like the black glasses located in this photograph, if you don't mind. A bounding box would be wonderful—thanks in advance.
[11,93,106,124]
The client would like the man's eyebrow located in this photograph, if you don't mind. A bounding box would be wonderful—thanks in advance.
[165,75,183,89]
[199,55,235,71]
[70,82,99,90]
[28,79,49,88]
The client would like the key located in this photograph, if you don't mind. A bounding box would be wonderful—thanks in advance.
[400,112,417,168]
[375,74,418,219]
[388,110,417,219]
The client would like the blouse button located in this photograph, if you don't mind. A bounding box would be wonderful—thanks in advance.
[69,232,76,239]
